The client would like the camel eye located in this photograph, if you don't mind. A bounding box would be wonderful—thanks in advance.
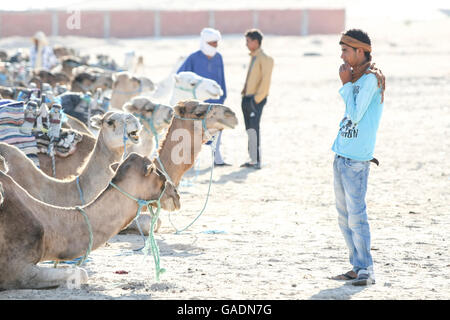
[190,82,196,87]
[106,119,114,126]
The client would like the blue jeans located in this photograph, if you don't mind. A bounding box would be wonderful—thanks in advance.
[333,154,374,276]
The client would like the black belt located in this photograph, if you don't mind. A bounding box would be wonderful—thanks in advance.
[337,155,379,166]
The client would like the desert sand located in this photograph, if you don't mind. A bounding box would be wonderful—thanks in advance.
[0,1,449,300]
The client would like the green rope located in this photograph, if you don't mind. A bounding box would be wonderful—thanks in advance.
[52,205,93,268]
[109,181,166,281]
[168,134,217,234]
[158,103,217,234]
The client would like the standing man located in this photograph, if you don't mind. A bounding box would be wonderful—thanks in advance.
[30,31,58,72]
[177,27,230,166]
[240,29,274,170]
[331,29,385,286]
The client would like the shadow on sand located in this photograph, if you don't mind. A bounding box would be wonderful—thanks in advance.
[309,282,368,300]
[180,165,259,186]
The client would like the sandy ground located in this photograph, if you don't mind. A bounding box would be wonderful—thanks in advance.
[0,3,449,300]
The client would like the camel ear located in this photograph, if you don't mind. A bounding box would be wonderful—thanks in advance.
[173,74,181,83]
[90,114,103,129]
[109,162,119,172]
[144,163,154,176]
[174,105,186,116]
[0,155,8,173]
[122,101,135,113]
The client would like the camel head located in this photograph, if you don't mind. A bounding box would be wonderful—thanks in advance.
[71,66,113,93]
[171,71,223,105]
[122,96,173,133]
[174,99,238,141]
[110,72,155,109]
[111,152,180,211]
[90,111,142,154]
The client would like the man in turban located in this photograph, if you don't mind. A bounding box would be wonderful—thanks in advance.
[177,27,230,166]
[30,31,58,72]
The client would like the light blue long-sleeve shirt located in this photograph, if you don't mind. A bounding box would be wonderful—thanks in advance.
[332,73,384,161]
[177,50,227,104]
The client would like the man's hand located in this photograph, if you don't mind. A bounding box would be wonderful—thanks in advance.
[339,63,352,85]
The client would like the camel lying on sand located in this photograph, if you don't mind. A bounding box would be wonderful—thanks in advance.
[124,99,238,234]
[37,111,141,179]
[0,153,180,290]
[0,112,140,207]
[122,96,173,157]
[29,69,71,88]
[110,72,155,109]
[70,67,113,94]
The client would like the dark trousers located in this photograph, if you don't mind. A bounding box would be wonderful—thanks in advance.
[241,96,266,164]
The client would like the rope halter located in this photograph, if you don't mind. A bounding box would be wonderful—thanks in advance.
[174,78,203,99]
[173,103,214,142]
[109,178,167,281]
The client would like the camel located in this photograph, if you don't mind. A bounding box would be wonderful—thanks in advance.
[0,85,32,100]
[122,96,173,157]
[70,67,113,94]
[109,72,155,109]
[0,152,180,290]
[29,69,71,88]
[151,56,185,100]
[169,71,223,106]
[124,99,238,234]
[36,110,141,179]
[57,90,108,129]
[0,103,173,207]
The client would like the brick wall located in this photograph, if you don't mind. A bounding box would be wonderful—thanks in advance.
[0,9,345,38]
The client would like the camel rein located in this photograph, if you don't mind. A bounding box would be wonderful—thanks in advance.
[165,103,218,234]
[109,180,167,281]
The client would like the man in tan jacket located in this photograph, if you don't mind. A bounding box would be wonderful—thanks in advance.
[240,29,274,169]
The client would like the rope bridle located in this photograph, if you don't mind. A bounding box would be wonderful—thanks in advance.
[174,78,203,100]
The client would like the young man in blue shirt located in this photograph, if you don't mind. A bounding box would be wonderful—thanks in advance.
[177,27,229,166]
[331,29,385,286]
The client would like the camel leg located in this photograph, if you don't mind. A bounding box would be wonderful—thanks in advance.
[15,264,88,290]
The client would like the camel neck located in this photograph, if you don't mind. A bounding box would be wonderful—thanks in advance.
[37,181,141,262]
[156,117,203,186]
[78,133,121,190]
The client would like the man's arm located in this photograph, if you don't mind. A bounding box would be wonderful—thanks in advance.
[218,55,227,103]
[254,56,274,104]
[339,74,379,124]
[176,54,194,73]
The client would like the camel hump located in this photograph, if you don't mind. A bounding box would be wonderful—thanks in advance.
[0,173,45,260]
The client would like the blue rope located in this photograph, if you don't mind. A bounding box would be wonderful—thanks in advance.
[122,121,129,160]
[51,206,94,267]
[174,78,202,99]
[74,206,94,266]
[76,176,85,205]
